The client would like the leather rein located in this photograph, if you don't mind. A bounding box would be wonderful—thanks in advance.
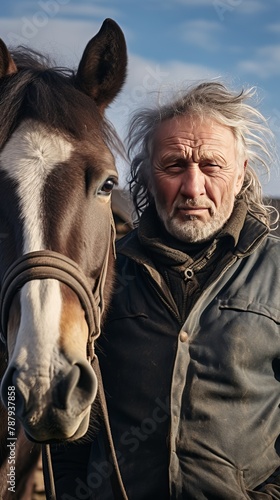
[0,217,128,500]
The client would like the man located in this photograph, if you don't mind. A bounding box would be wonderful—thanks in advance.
[50,82,280,499]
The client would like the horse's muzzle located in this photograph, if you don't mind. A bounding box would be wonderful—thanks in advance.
[0,359,97,442]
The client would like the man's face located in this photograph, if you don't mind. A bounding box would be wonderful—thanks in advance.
[150,115,246,243]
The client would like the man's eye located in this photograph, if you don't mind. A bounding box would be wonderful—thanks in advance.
[165,164,184,172]
[98,178,117,195]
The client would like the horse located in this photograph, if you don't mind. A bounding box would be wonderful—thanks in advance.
[0,18,127,499]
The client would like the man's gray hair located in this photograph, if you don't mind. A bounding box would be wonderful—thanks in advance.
[126,82,278,228]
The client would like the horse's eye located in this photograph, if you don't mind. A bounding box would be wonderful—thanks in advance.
[98,177,116,195]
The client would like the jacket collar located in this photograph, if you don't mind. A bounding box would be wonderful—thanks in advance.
[235,210,269,256]
[117,202,269,265]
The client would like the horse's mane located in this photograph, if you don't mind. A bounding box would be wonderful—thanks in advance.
[0,46,123,155]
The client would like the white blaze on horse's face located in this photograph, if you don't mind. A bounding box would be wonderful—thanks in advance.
[1,119,73,252]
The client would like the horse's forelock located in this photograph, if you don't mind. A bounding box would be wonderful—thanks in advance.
[0,47,123,156]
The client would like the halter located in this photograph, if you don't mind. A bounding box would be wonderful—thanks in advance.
[0,215,115,360]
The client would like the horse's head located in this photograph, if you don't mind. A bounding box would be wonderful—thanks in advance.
[0,19,127,442]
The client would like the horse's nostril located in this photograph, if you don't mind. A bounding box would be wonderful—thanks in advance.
[54,365,80,410]
[54,361,97,412]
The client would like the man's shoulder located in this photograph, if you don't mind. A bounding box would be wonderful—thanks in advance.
[245,231,280,283]
[267,231,280,244]
[115,228,152,267]
[262,231,280,260]
[260,231,280,251]
[236,212,279,257]
[116,228,139,253]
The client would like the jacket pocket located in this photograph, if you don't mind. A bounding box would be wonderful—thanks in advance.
[219,297,280,324]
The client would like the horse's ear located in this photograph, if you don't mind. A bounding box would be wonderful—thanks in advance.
[76,19,127,113]
[0,39,17,78]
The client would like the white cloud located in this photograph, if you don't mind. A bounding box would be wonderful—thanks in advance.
[231,0,266,14]
[267,23,280,33]
[238,45,280,79]
[179,19,223,50]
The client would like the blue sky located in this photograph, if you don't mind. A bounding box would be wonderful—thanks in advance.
[0,0,280,197]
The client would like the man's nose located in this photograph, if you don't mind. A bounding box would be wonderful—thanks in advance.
[180,166,206,199]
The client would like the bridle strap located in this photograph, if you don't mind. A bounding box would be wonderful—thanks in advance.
[0,251,99,347]
[1,251,95,325]
[93,355,128,499]
[0,215,115,356]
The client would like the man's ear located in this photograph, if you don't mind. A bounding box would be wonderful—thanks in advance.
[234,159,247,196]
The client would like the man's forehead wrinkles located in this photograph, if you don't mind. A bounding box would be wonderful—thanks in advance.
[158,143,226,158]
[157,134,227,150]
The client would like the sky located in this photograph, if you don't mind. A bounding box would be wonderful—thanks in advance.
[0,0,280,198]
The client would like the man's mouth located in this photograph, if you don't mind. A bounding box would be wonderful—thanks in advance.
[176,206,210,216]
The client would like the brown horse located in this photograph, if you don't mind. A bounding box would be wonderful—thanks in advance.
[0,19,127,499]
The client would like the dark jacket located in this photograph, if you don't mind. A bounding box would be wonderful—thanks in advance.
[49,208,280,500]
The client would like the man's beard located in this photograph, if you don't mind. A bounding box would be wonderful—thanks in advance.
[155,197,234,243]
